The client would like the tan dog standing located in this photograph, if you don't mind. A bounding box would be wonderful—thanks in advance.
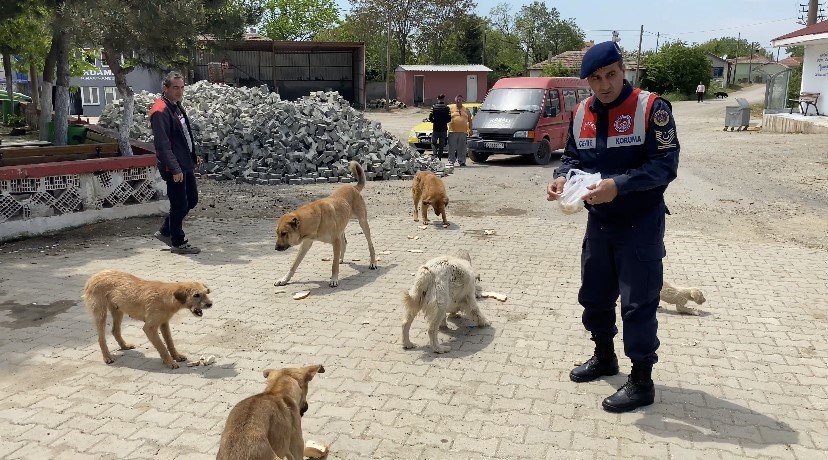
[82,270,212,369]
[412,171,449,226]
[275,161,377,287]
[660,280,706,315]
[217,365,325,460]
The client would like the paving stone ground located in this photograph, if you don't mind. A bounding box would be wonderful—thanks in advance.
[1,86,826,459]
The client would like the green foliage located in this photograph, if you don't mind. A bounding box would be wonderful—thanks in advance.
[259,0,340,41]
[644,42,712,95]
[458,14,485,64]
[513,1,584,67]
[3,114,26,127]
[541,61,575,77]
[788,66,803,106]
[415,0,477,64]
[786,46,804,58]
[698,36,771,59]
[316,12,397,82]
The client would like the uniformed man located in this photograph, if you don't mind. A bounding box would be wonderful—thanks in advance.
[546,41,680,412]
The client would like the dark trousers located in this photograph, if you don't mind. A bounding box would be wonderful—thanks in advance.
[432,131,447,159]
[159,170,198,246]
[578,204,666,364]
[697,92,704,102]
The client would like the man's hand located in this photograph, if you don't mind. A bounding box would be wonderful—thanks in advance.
[546,176,567,201]
[582,178,618,205]
[173,172,184,182]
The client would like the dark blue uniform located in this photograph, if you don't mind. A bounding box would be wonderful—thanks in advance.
[555,81,680,364]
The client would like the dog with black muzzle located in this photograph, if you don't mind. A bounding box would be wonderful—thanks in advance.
[217,365,325,460]
[83,270,213,369]
[274,160,377,287]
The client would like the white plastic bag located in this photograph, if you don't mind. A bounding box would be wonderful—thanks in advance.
[558,169,602,214]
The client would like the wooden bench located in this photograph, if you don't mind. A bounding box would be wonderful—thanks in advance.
[0,143,120,167]
[790,92,821,116]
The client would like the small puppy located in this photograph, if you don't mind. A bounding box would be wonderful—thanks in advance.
[275,161,377,287]
[714,91,729,99]
[412,170,449,226]
[83,270,212,368]
[402,250,489,353]
[660,280,706,315]
[217,365,325,460]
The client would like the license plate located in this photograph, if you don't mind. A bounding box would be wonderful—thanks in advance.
[484,142,505,149]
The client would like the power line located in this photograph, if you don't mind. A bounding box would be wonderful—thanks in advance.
[657,18,798,36]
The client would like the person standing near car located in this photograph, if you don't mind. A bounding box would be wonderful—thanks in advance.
[546,41,680,412]
[428,94,451,161]
[150,71,202,255]
[447,95,472,166]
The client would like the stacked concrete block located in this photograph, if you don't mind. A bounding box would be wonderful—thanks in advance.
[99,82,445,185]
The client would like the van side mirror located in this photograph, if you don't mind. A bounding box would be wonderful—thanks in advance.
[545,106,558,117]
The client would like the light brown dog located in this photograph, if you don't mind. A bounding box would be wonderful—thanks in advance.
[275,161,377,287]
[217,365,325,460]
[82,270,212,369]
[412,171,449,226]
[660,280,706,315]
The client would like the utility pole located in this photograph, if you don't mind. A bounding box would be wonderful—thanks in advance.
[732,32,740,86]
[809,0,819,25]
[635,25,643,87]
[385,15,391,109]
[748,41,755,83]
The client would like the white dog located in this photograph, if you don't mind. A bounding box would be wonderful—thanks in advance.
[402,251,490,353]
[660,280,706,315]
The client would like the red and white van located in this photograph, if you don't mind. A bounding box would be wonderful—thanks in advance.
[467,77,592,165]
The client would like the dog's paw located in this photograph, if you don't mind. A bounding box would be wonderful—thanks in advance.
[477,319,491,328]
[414,217,419,222]
[403,341,416,349]
[432,344,451,354]
[369,262,377,270]
[103,356,115,364]
[329,278,339,287]
[274,277,290,286]
[174,354,187,362]
[422,220,430,225]
[165,360,180,369]
[120,343,135,350]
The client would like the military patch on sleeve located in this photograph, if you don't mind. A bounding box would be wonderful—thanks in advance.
[653,109,670,127]
[655,128,677,150]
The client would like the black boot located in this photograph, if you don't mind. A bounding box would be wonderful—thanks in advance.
[570,336,619,383]
[602,361,655,413]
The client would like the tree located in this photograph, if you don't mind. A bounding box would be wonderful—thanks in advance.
[76,0,253,155]
[541,61,576,77]
[699,36,772,59]
[512,1,584,69]
[316,12,398,82]
[0,1,51,123]
[259,0,340,41]
[644,42,712,95]
[351,0,428,66]
[414,0,476,64]
[458,14,486,64]
[786,46,804,58]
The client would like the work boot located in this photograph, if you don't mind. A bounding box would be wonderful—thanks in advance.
[171,241,201,255]
[602,361,656,413]
[570,335,619,382]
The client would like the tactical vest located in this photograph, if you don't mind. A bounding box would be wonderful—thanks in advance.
[572,88,658,151]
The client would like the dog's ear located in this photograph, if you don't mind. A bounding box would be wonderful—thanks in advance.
[263,368,274,379]
[174,289,189,304]
[303,364,325,382]
[289,216,299,228]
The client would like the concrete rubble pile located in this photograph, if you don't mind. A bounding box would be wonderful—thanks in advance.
[99,81,448,185]
[366,98,407,109]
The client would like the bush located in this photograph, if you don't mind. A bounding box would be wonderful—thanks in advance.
[542,62,576,77]
[644,42,712,96]
[3,114,25,127]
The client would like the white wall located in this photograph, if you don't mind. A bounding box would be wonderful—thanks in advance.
[800,43,828,115]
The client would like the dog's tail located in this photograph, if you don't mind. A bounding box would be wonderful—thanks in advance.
[403,266,436,315]
[349,161,366,192]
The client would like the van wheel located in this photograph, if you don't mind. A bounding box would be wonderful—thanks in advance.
[533,139,552,165]
[469,151,489,163]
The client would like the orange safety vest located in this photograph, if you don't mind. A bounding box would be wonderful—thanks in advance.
[572,88,658,150]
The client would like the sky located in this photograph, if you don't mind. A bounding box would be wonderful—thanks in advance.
[332,0,810,58]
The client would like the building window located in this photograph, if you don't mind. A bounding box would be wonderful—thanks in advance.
[82,86,100,105]
[712,67,724,78]
[100,49,109,67]
[104,87,119,105]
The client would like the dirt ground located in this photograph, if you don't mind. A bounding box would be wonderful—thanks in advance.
[2,84,826,257]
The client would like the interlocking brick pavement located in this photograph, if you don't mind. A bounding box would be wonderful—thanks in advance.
[1,158,827,459]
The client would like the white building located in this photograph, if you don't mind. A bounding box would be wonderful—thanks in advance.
[772,21,828,115]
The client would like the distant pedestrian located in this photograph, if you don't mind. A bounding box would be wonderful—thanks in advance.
[696,82,705,103]
[150,71,202,255]
[428,94,451,160]
[447,95,472,166]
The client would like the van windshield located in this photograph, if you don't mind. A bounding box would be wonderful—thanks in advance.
[481,88,544,112]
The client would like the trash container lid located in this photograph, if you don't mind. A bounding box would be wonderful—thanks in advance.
[736,98,750,109]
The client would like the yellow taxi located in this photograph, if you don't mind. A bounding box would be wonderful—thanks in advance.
[407,102,482,153]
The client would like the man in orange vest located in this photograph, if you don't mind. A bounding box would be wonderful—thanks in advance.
[546,41,680,412]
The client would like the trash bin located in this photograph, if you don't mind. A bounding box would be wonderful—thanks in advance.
[47,122,87,145]
[724,98,751,131]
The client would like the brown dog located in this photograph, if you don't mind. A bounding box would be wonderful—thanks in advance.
[217,365,325,460]
[275,161,377,287]
[412,171,449,226]
[82,270,212,369]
